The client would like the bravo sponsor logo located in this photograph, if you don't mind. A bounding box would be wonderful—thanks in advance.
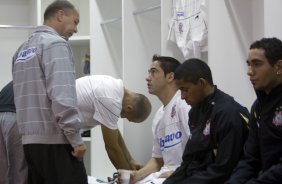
[15,47,37,63]
[160,131,182,151]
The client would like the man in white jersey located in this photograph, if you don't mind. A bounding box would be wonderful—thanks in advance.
[76,75,152,170]
[130,55,191,184]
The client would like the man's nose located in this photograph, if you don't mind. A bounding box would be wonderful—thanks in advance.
[247,66,253,76]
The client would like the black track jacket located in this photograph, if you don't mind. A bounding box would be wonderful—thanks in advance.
[164,87,250,184]
[227,84,282,184]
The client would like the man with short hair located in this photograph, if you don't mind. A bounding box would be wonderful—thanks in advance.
[226,37,282,184]
[76,75,152,170]
[163,58,249,184]
[130,55,191,184]
[12,1,87,183]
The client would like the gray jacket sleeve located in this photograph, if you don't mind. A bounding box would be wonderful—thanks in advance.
[43,41,83,147]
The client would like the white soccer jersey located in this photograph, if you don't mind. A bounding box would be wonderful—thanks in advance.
[76,75,124,131]
[152,90,191,168]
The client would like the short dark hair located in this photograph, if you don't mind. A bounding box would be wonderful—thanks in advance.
[174,58,214,85]
[152,54,181,76]
[44,0,75,21]
[250,37,282,66]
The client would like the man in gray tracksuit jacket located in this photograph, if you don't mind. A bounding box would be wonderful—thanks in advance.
[12,1,87,184]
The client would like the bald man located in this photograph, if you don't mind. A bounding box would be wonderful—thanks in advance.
[76,75,152,170]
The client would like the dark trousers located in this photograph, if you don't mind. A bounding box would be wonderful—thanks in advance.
[23,144,87,184]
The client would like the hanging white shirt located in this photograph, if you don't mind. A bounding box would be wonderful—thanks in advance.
[168,0,208,59]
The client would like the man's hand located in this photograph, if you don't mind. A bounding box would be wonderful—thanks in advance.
[130,159,144,170]
[72,143,87,160]
[158,170,174,178]
[129,170,141,184]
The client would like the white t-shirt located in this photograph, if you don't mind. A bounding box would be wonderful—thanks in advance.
[152,90,191,169]
[76,75,124,131]
[136,91,191,184]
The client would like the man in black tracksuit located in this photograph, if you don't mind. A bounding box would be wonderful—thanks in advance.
[226,38,282,183]
[163,58,250,184]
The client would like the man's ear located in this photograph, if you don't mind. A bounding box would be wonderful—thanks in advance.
[125,104,133,112]
[56,10,65,22]
[166,72,175,82]
[276,60,282,75]
[198,78,207,87]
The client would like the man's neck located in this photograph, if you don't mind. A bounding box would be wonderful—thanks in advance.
[204,85,215,97]
[123,88,131,104]
[158,87,178,106]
